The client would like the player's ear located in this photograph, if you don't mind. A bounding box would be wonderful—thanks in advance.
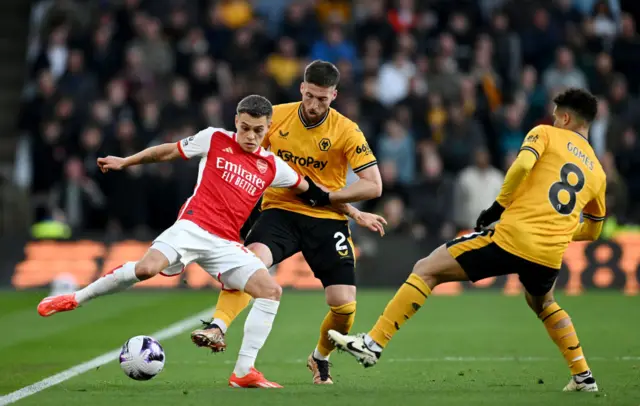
[300,82,305,95]
[332,89,338,101]
[234,114,239,129]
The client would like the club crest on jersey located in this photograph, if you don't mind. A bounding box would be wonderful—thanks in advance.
[319,138,332,151]
[256,159,268,174]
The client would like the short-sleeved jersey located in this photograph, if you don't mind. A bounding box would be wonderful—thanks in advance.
[175,127,301,242]
[261,102,377,220]
[493,125,607,269]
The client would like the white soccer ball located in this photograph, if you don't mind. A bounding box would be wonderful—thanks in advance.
[119,335,165,380]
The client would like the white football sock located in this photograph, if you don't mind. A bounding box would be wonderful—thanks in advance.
[211,318,228,334]
[364,334,383,352]
[313,347,330,361]
[233,298,280,377]
[74,262,139,304]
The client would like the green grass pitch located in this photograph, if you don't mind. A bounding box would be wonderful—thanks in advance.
[0,290,638,405]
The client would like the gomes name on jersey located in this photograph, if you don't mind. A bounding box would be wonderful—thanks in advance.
[216,156,266,196]
[277,149,328,170]
[567,142,595,171]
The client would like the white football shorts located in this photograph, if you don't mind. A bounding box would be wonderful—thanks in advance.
[151,219,266,291]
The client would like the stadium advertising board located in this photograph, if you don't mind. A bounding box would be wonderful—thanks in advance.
[4,234,639,295]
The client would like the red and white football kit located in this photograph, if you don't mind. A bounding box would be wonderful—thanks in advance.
[153,127,301,290]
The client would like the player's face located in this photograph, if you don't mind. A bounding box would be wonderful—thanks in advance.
[300,82,337,121]
[235,113,270,152]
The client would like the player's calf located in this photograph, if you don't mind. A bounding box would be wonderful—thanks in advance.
[528,292,596,391]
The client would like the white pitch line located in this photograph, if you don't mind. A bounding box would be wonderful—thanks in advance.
[174,355,640,365]
[0,308,214,406]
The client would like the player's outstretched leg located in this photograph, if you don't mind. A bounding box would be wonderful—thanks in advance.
[329,244,468,367]
[525,291,598,392]
[37,249,169,317]
[228,268,282,388]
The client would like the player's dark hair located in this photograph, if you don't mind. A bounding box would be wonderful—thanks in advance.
[553,88,598,123]
[304,60,340,88]
[236,94,273,118]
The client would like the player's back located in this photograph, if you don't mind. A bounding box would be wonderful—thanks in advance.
[493,125,606,269]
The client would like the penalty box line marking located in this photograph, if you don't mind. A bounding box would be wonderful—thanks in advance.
[0,308,214,406]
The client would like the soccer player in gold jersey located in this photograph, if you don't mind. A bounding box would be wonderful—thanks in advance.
[191,60,384,384]
[329,88,605,392]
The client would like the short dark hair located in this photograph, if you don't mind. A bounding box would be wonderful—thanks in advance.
[236,94,273,118]
[304,60,340,88]
[553,88,598,123]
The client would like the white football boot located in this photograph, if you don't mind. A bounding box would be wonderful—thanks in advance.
[563,370,598,392]
[327,330,380,368]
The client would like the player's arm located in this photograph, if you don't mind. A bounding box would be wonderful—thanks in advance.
[328,165,382,204]
[97,128,213,172]
[97,143,181,172]
[475,127,549,230]
[332,127,382,203]
[292,178,387,236]
[573,182,607,241]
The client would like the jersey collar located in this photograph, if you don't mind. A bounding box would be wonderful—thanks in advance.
[298,103,329,130]
[572,131,589,142]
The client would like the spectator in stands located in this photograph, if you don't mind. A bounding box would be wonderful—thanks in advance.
[267,37,301,89]
[453,148,504,230]
[543,47,588,92]
[440,103,486,173]
[131,16,174,78]
[378,118,415,187]
[16,0,640,237]
[310,25,357,65]
[612,13,640,93]
[377,50,416,107]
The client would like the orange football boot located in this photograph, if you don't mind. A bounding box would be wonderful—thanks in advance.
[228,367,282,388]
[37,294,79,317]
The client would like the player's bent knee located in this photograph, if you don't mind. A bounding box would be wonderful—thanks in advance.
[325,285,356,307]
[525,291,556,314]
[134,262,161,280]
[243,268,282,301]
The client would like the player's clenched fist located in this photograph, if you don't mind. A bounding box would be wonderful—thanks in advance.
[97,156,126,173]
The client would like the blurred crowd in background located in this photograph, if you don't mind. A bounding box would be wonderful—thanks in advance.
[16,0,640,241]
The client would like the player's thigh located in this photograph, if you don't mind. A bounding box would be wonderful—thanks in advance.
[148,220,208,277]
[413,244,469,288]
[244,209,300,266]
[198,238,270,292]
[300,217,356,289]
[445,230,511,284]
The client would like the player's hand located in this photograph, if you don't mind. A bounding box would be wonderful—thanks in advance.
[474,201,505,231]
[352,210,387,236]
[297,176,331,207]
[97,156,126,173]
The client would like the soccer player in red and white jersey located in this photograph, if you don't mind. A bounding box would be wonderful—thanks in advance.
[36,95,383,388]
